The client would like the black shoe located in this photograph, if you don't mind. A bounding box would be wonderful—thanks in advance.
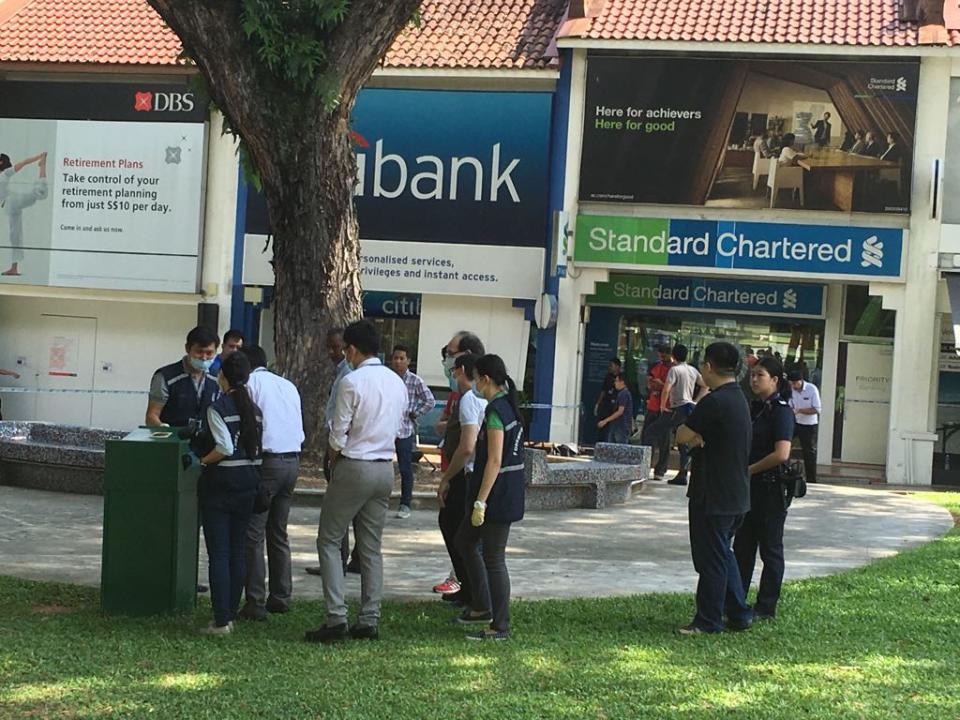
[304,566,323,576]
[237,604,267,621]
[442,590,469,604]
[197,584,209,593]
[667,476,688,486]
[753,609,776,621]
[454,609,493,625]
[726,617,753,632]
[304,623,348,644]
[345,560,361,574]
[349,624,379,640]
[265,598,290,614]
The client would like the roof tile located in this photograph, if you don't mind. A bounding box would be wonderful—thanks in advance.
[0,0,567,69]
[563,0,937,46]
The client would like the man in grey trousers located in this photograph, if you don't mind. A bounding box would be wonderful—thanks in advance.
[239,345,305,620]
[305,320,407,643]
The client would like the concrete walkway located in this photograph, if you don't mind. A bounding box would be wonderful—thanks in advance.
[0,483,952,600]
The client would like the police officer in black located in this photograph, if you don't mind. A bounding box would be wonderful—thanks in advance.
[145,326,221,429]
[195,351,263,635]
[733,355,795,621]
[455,354,525,641]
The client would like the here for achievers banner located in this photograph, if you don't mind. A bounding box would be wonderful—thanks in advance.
[579,56,919,215]
[0,80,206,292]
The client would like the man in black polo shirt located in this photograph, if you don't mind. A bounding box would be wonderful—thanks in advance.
[676,342,753,635]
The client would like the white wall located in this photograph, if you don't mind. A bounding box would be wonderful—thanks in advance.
[0,294,196,430]
[416,294,531,388]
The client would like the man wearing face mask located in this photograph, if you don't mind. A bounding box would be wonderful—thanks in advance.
[145,326,221,429]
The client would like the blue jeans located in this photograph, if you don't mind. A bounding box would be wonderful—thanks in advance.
[395,434,416,508]
[202,500,254,627]
[688,500,753,632]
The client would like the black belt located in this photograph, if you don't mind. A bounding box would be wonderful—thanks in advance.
[262,452,300,459]
[342,455,392,463]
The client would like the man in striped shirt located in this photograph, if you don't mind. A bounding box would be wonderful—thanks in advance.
[391,345,436,519]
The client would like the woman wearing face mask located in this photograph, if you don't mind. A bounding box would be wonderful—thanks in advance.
[195,351,263,635]
[454,354,525,641]
[733,355,795,622]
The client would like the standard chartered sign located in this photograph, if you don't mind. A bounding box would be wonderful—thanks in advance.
[574,215,905,281]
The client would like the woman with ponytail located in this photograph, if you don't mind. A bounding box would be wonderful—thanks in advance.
[733,355,795,622]
[197,350,263,634]
[454,353,525,641]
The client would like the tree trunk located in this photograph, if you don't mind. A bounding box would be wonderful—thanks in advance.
[145,0,423,455]
[269,108,363,455]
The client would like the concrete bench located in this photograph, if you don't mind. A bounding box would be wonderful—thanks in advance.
[525,442,650,510]
[0,421,125,494]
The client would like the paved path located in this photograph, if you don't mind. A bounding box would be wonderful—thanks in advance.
[0,483,952,600]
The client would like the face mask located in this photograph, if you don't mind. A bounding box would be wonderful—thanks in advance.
[190,357,213,372]
[471,380,485,399]
[448,374,459,392]
[442,355,456,378]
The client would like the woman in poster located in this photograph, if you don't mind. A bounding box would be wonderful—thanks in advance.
[0,151,48,277]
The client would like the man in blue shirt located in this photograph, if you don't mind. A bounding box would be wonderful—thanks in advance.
[597,373,633,444]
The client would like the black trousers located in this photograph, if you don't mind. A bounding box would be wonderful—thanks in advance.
[795,424,818,483]
[456,518,513,632]
[438,470,470,600]
[734,503,787,617]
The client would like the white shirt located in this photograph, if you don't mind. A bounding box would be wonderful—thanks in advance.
[666,363,701,407]
[779,146,802,166]
[790,380,821,426]
[458,390,487,472]
[329,357,407,461]
[245,367,305,453]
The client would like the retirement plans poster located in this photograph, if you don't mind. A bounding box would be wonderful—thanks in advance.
[0,81,207,292]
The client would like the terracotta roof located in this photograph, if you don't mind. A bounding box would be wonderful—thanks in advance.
[0,0,184,65]
[383,0,567,69]
[0,0,566,69]
[558,0,950,48]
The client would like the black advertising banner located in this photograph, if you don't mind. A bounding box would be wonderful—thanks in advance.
[579,56,920,214]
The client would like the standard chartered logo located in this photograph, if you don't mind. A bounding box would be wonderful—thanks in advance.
[860,236,884,268]
[896,76,908,92]
[782,288,797,310]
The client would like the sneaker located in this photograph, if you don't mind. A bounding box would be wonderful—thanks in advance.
[433,577,461,594]
[442,590,469,607]
[677,623,716,636]
[726,617,753,632]
[304,623,348,644]
[466,629,510,641]
[304,566,323,576]
[199,621,233,635]
[454,609,493,625]
[667,476,688,486]
[396,505,411,519]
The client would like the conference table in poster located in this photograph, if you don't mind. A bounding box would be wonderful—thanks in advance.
[797,148,899,212]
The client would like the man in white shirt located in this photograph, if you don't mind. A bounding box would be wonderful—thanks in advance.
[788,369,821,484]
[644,343,709,486]
[305,320,407,644]
[238,345,304,621]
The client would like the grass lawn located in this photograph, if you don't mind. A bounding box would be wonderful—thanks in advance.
[1,493,958,720]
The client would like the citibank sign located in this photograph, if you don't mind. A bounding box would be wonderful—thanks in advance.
[574,215,905,282]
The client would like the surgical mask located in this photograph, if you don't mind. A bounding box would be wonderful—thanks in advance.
[442,355,456,378]
[190,357,213,372]
[448,374,459,392]
[471,380,484,399]
[345,361,355,372]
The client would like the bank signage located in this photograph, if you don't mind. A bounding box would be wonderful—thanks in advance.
[574,215,905,281]
[588,274,825,318]
[244,89,551,248]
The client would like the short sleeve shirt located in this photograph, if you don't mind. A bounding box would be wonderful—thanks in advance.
[666,364,700,408]
[485,392,507,431]
[458,391,487,472]
[750,397,795,466]
[683,382,752,516]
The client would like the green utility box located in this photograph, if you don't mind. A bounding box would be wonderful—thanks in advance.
[101,427,200,615]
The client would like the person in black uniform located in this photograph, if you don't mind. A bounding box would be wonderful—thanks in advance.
[145,326,221,429]
[455,354,526,641]
[593,358,622,442]
[733,355,795,621]
[675,342,753,635]
[195,351,263,635]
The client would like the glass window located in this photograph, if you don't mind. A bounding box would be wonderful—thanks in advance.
[843,285,895,339]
